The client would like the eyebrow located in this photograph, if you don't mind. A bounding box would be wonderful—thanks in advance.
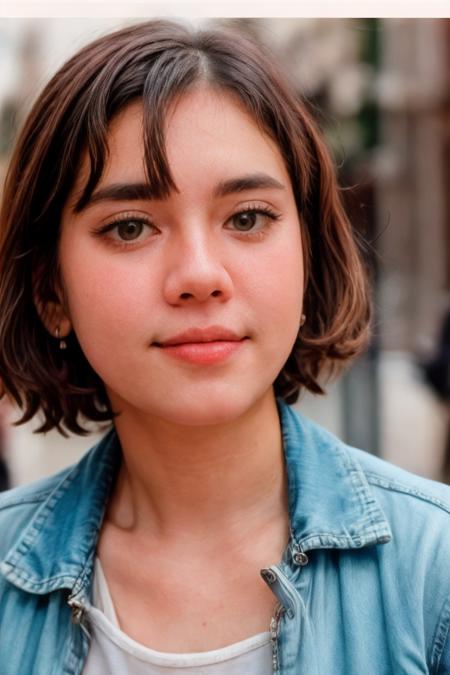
[213,173,286,197]
[73,172,286,213]
[73,183,155,213]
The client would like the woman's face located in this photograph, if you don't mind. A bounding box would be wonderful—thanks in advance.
[58,86,304,426]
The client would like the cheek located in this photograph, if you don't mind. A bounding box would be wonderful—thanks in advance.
[59,242,152,346]
[272,232,304,346]
[254,227,304,317]
[236,225,303,360]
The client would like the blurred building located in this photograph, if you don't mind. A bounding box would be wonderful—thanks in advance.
[376,20,449,354]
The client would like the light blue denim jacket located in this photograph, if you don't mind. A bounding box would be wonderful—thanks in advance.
[1,400,450,674]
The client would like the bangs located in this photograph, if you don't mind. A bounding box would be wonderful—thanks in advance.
[73,48,205,213]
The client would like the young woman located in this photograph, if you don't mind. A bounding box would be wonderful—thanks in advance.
[0,19,449,675]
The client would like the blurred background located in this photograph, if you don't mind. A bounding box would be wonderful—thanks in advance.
[0,17,449,488]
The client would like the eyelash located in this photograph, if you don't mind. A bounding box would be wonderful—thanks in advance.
[226,205,281,239]
[91,205,281,248]
[91,214,155,249]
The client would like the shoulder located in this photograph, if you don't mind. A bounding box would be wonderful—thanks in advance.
[0,427,117,521]
[352,446,450,518]
[0,465,75,559]
[346,443,450,580]
[0,466,73,511]
[0,428,119,565]
[0,433,107,559]
[288,402,450,517]
[346,446,450,669]
[284,401,450,555]
[287,405,450,667]
[355,436,449,548]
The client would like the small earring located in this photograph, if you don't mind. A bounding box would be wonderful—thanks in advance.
[55,326,67,350]
[300,313,306,327]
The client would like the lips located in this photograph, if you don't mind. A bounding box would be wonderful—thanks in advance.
[153,326,247,365]
[154,326,245,347]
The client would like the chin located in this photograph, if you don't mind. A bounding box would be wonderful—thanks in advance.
[146,385,275,428]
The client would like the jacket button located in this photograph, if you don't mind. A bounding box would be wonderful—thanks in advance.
[293,551,309,566]
[260,568,277,584]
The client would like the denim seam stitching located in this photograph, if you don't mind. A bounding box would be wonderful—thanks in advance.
[0,490,53,510]
[366,473,450,514]
[339,446,391,543]
[4,469,80,569]
[0,563,79,592]
[430,593,450,672]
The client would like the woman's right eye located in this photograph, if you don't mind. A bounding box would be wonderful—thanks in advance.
[92,216,156,246]
[114,219,147,241]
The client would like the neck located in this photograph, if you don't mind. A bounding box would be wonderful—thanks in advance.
[106,391,287,543]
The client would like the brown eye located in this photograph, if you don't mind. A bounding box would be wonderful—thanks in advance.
[116,220,145,240]
[232,212,258,231]
[92,215,155,247]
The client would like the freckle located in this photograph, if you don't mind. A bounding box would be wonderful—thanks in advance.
[202,620,207,627]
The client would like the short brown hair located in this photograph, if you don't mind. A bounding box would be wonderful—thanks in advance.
[0,19,371,435]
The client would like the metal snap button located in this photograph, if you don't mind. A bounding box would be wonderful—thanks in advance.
[293,551,309,566]
[260,568,277,584]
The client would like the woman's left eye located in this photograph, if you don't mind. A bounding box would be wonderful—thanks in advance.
[226,208,280,235]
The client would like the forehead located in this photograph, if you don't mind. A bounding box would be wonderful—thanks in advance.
[71,85,291,202]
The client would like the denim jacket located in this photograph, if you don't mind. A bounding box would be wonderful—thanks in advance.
[1,400,450,674]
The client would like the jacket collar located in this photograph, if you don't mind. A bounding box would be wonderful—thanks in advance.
[1,400,391,595]
[278,400,392,552]
[0,429,121,596]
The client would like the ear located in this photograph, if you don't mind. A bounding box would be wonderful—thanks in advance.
[33,256,73,339]
[37,301,72,339]
[34,285,72,339]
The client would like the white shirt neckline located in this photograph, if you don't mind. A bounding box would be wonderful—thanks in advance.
[88,556,272,668]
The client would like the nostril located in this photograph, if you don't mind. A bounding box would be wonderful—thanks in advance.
[179,290,222,300]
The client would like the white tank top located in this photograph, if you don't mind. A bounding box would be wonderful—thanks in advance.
[83,558,273,674]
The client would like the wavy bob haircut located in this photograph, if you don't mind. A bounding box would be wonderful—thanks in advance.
[0,19,372,435]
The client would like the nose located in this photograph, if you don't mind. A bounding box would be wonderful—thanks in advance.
[163,230,233,306]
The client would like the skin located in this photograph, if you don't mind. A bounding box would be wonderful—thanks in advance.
[53,85,305,651]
